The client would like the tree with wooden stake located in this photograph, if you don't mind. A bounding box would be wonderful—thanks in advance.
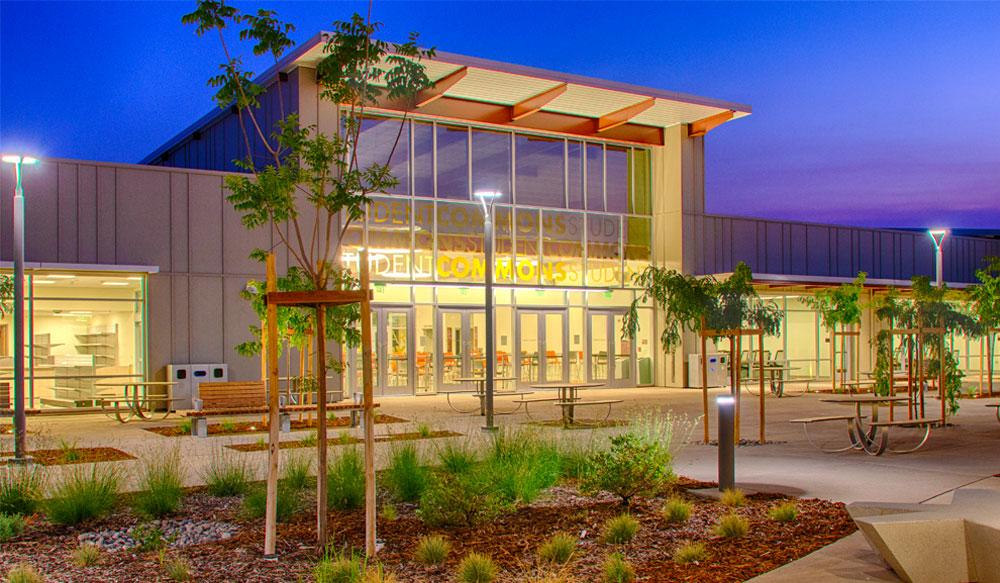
[969,257,1000,396]
[625,262,782,444]
[182,1,434,556]
[802,273,866,394]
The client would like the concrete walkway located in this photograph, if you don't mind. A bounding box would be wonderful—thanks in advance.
[5,384,999,581]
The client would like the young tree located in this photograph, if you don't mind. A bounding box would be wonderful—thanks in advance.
[969,257,1000,394]
[802,272,867,390]
[182,0,434,546]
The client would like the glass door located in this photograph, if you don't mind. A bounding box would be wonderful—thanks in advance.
[437,309,484,391]
[351,307,413,396]
[516,309,567,387]
[588,311,635,387]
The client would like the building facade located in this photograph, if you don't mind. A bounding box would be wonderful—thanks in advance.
[2,37,999,408]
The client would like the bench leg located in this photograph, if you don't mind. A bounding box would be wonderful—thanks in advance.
[279,412,291,433]
[192,418,207,438]
[887,425,932,454]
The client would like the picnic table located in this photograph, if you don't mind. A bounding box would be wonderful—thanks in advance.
[816,395,936,455]
[444,376,525,415]
[526,381,615,427]
[95,381,179,423]
[744,365,799,397]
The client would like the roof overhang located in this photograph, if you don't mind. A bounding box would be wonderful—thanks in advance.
[142,32,751,161]
[737,272,971,293]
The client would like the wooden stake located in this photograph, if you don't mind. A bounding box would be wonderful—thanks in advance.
[830,328,837,393]
[263,254,280,557]
[758,331,765,445]
[700,318,709,444]
[360,249,377,556]
[315,304,328,546]
[939,326,946,424]
[888,319,895,423]
[733,335,741,444]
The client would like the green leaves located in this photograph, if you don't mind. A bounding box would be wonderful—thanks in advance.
[181,0,238,36]
[239,9,295,59]
[803,272,867,330]
[625,262,782,352]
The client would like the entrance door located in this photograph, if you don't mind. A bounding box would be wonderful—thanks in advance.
[588,311,635,387]
[437,309,486,391]
[517,310,567,386]
[352,307,414,396]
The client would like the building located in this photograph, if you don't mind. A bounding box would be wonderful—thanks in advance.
[2,34,998,408]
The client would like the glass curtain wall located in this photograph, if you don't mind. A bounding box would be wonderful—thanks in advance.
[0,270,147,410]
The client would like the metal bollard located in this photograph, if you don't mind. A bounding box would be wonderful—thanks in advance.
[717,396,736,492]
[351,392,363,429]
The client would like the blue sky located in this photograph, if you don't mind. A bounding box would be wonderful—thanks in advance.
[2,1,999,228]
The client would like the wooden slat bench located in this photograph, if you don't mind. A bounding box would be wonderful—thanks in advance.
[790,415,867,453]
[183,382,372,437]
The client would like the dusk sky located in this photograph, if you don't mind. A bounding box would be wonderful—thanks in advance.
[2,1,999,229]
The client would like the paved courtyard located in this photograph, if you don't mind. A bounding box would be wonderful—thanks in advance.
[5,384,1000,581]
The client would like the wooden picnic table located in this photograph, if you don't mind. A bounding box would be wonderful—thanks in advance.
[95,381,179,423]
[819,395,933,455]
[529,381,608,426]
[445,376,520,415]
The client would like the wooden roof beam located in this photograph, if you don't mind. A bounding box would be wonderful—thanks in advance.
[688,110,735,137]
[594,97,655,133]
[415,66,468,108]
[510,83,568,121]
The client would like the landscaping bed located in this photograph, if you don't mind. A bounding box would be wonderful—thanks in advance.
[225,430,462,452]
[23,447,135,467]
[142,414,409,437]
[0,479,855,582]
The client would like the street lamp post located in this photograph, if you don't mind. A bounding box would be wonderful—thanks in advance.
[2,154,38,462]
[929,229,947,288]
[475,191,501,432]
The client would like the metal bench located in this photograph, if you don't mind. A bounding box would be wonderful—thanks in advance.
[553,399,623,427]
[790,415,867,452]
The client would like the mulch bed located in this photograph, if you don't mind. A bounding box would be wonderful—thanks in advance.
[0,477,856,582]
[142,414,409,437]
[18,447,135,466]
[226,430,463,452]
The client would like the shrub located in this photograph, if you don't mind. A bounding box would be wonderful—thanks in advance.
[537,533,576,565]
[557,439,597,481]
[602,514,640,545]
[713,513,749,538]
[720,488,745,508]
[242,483,299,521]
[581,432,673,506]
[660,497,692,523]
[384,444,429,503]
[0,512,25,542]
[0,464,44,516]
[327,447,365,510]
[380,502,398,521]
[601,553,635,583]
[314,553,363,583]
[5,564,43,583]
[72,543,102,567]
[282,454,312,492]
[436,440,478,475]
[132,523,169,553]
[413,534,451,566]
[672,541,707,564]
[768,501,798,523]
[45,465,121,525]
[300,431,318,448]
[161,555,191,581]
[482,429,560,504]
[201,449,254,497]
[58,438,81,463]
[220,419,238,433]
[416,423,433,438]
[177,419,192,434]
[133,448,185,518]
[457,552,497,583]
[417,471,510,527]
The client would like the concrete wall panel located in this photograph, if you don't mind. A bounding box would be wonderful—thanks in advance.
[116,168,171,267]
[188,276,224,363]
[223,276,259,381]
[57,163,79,262]
[188,173,224,274]
[170,275,190,364]
[24,163,58,262]
[170,173,189,273]
[97,166,117,263]
[77,165,98,262]
[147,273,173,380]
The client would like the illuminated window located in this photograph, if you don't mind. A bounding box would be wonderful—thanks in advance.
[437,125,469,200]
[472,129,511,203]
[541,210,584,287]
[357,117,409,195]
[516,135,564,208]
[586,213,622,287]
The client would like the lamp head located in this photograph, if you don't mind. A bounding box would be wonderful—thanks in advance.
[928,229,948,249]
[2,155,38,165]
[716,396,736,406]
[473,190,502,200]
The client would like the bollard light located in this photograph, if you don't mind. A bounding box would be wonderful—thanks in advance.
[717,395,736,492]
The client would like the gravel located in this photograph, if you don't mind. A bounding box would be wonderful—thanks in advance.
[78,518,239,552]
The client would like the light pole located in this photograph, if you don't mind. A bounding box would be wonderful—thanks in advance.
[2,154,38,462]
[474,190,501,432]
[929,229,947,288]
